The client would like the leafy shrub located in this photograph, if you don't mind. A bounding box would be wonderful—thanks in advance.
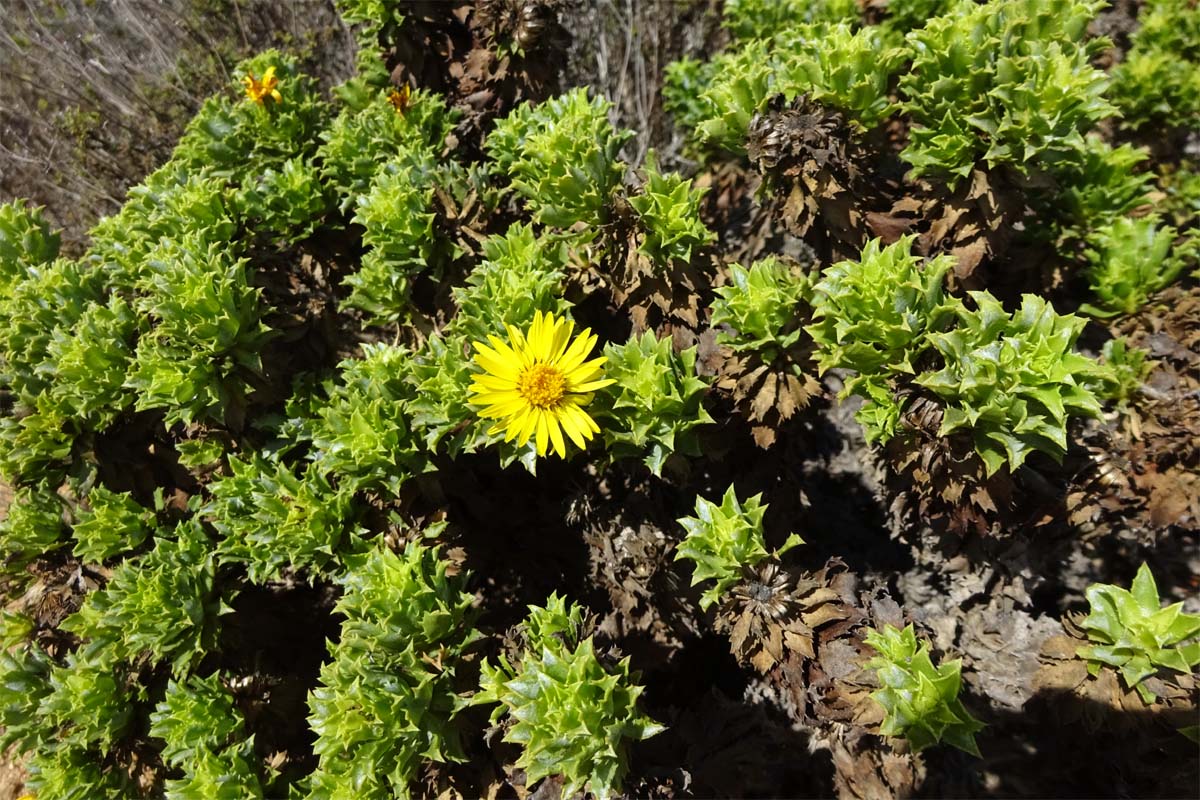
[628,155,714,265]
[1109,0,1200,131]
[63,521,230,675]
[25,740,129,800]
[39,654,133,752]
[72,484,155,563]
[128,236,273,426]
[288,344,425,493]
[1076,563,1200,703]
[712,257,813,362]
[307,542,478,797]
[0,484,65,568]
[236,156,329,245]
[916,292,1113,475]
[593,332,713,475]
[45,295,138,431]
[206,454,363,583]
[344,148,454,324]
[0,397,75,486]
[1079,216,1194,317]
[774,22,906,129]
[0,643,52,754]
[0,199,60,285]
[488,88,633,230]
[864,624,984,755]
[171,50,328,182]
[722,0,858,40]
[899,0,1112,182]
[675,486,802,610]
[476,595,664,800]
[808,236,956,386]
[447,222,570,345]
[662,57,717,140]
[318,88,457,211]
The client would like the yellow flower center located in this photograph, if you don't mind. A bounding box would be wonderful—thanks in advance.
[518,363,566,409]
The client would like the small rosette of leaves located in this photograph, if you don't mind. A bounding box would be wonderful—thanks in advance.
[1080,216,1195,318]
[488,88,633,230]
[446,222,570,345]
[0,199,60,286]
[318,87,457,211]
[592,332,713,475]
[475,595,665,800]
[128,236,273,427]
[0,484,65,569]
[307,542,478,798]
[915,292,1114,475]
[45,294,138,431]
[1108,0,1200,131]
[774,22,907,130]
[25,741,129,800]
[1076,563,1200,704]
[1038,137,1152,247]
[1095,337,1152,408]
[72,484,155,563]
[692,40,773,154]
[38,654,133,753]
[808,236,956,384]
[345,147,458,324]
[899,0,1112,182]
[713,258,813,361]
[236,156,329,245]
[150,673,264,799]
[628,155,713,266]
[85,167,238,290]
[0,639,52,754]
[62,521,231,675]
[864,624,984,755]
[205,454,364,583]
[287,343,425,493]
[675,486,801,611]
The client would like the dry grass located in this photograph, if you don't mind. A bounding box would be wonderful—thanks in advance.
[0,0,355,251]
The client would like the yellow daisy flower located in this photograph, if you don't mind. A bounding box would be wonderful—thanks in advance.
[470,311,615,458]
[242,66,282,106]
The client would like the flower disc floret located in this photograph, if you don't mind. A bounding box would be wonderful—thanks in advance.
[470,311,615,458]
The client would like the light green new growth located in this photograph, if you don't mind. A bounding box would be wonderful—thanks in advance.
[488,88,633,230]
[1080,216,1195,318]
[712,257,813,361]
[307,542,478,798]
[864,624,984,755]
[475,594,665,800]
[72,485,154,563]
[900,0,1112,182]
[629,154,714,265]
[594,332,713,476]
[916,292,1114,475]
[206,454,363,583]
[1077,563,1200,704]
[675,486,802,610]
[808,236,955,386]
